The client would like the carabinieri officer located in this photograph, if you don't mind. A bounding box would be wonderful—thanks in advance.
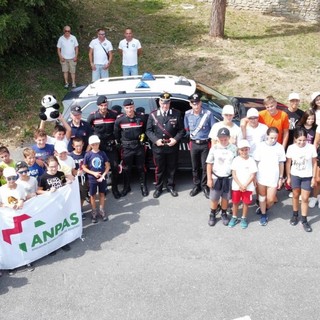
[87,95,121,199]
[146,92,185,198]
[184,93,215,198]
[114,99,149,197]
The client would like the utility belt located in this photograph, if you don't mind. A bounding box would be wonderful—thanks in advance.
[122,140,140,146]
[191,139,210,145]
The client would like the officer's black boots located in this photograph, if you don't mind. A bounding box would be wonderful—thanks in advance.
[140,184,149,197]
[121,172,131,197]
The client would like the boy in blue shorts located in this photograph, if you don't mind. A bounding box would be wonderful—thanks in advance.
[82,135,110,223]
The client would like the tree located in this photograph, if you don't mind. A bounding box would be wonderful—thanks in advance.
[209,0,227,38]
[0,0,78,56]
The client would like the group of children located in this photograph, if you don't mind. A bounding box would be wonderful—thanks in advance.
[207,92,320,232]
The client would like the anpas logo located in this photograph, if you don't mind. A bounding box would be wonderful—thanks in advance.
[1,213,80,252]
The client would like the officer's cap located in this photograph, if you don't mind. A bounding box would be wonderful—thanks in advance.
[123,99,134,106]
[159,92,172,103]
[97,95,108,105]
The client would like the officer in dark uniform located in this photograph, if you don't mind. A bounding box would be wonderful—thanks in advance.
[67,105,93,152]
[146,92,185,198]
[184,93,215,198]
[87,95,121,199]
[114,99,148,197]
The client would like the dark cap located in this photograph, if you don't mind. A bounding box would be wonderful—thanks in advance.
[97,95,108,105]
[217,127,230,137]
[159,92,172,102]
[189,93,201,103]
[123,99,134,106]
[71,105,82,115]
[16,160,28,171]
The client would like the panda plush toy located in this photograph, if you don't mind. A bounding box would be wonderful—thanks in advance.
[39,95,60,121]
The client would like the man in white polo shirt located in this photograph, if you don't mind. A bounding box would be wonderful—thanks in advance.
[118,28,142,76]
[57,25,79,89]
[89,28,113,81]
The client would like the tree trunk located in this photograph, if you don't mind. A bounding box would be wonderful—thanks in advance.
[209,0,227,38]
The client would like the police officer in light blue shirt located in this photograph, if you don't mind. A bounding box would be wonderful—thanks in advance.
[184,93,216,198]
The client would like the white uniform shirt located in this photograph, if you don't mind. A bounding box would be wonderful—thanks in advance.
[118,38,141,66]
[89,38,113,65]
[57,35,78,59]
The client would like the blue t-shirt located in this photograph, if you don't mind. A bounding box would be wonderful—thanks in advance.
[83,150,109,182]
[32,144,54,162]
[28,163,45,181]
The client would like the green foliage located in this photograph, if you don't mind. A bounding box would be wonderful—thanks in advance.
[0,0,78,56]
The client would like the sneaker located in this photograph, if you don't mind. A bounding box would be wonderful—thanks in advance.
[26,263,35,272]
[259,214,268,226]
[288,192,293,198]
[61,244,71,251]
[309,197,317,208]
[301,221,312,232]
[82,213,86,220]
[91,210,98,223]
[240,217,248,229]
[64,83,69,89]
[72,83,76,88]
[228,217,238,228]
[290,215,299,226]
[8,269,16,275]
[208,213,216,227]
[221,213,230,226]
[99,208,108,222]
[256,207,262,215]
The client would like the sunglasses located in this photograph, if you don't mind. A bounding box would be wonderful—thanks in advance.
[7,176,17,181]
[18,170,28,175]
[64,30,71,33]
[98,33,105,36]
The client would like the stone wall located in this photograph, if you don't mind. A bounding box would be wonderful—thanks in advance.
[204,0,320,21]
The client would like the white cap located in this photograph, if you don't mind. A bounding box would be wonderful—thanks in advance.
[88,135,100,145]
[311,92,320,103]
[247,108,259,118]
[54,141,68,154]
[288,92,300,101]
[222,104,234,115]
[3,167,17,178]
[238,139,250,149]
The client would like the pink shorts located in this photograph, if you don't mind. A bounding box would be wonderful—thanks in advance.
[232,190,253,205]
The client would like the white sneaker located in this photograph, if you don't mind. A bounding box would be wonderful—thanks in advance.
[309,197,317,208]
[288,192,293,198]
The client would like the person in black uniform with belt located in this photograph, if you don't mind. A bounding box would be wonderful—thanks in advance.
[87,95,121,199]
[114,99,148,197]
[146,92,185,198]
[184,93,216,198]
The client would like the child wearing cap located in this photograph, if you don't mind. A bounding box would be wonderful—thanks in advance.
[0,146,16,185]
[15,161,38,200]
[54,141,76,178]
[237,108,268,156]
[253,127,286,226]
[228,139,257,229]
[208,105,240,145]
[0,167,26,210]
[82,135,110,223]
[206,127,237,226]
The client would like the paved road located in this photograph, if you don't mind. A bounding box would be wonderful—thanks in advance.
[1,148,320,319]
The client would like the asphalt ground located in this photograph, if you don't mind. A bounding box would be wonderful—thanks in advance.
[1,167,320,320]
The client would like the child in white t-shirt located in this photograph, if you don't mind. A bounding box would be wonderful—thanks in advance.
[229,140,257,229]
[286,128,317,232]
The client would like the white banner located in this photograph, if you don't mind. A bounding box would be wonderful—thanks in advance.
[0,180,82,269]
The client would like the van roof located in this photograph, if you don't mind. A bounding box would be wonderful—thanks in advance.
[79,74,197,98]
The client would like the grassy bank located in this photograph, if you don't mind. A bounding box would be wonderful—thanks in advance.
[1,0,320,144]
